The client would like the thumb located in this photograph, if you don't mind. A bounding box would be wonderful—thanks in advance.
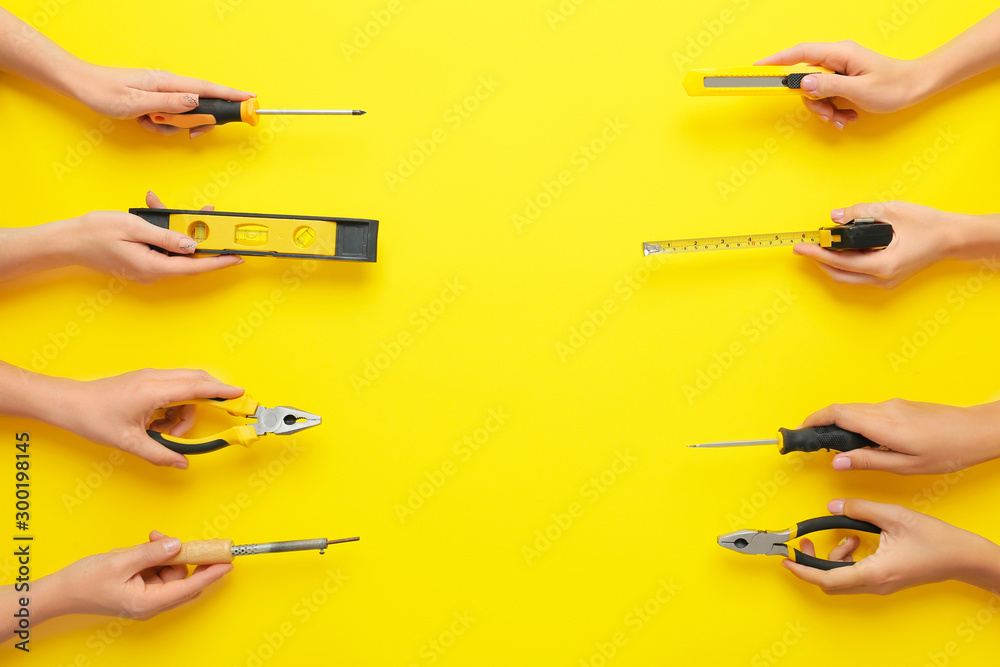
[128,214,199,253]
[115,536,182,574]
[830,498,908,530]
[800,72,863,102]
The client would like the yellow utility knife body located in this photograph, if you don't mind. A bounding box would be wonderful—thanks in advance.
[683,65,834,96]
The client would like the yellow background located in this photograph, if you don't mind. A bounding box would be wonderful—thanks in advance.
[2,0,1000,664]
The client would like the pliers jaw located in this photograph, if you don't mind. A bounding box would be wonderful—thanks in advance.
[252,406,322,436]
[717,529,791,558]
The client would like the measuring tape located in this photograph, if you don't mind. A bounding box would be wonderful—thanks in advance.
[643,218,893,256]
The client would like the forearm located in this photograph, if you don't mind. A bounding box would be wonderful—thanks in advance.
[0,219,78,282]
[0,361,79,429]
[0,7,93,102]
[919,9,1000,101]
[0,572,73,642]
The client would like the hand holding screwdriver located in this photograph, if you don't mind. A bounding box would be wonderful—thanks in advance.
[801,399,1000,475]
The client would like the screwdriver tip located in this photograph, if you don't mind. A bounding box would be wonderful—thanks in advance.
[354,110,366,115]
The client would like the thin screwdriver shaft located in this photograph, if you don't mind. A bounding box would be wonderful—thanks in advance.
[257,109,366,115]
[688,439,777,448]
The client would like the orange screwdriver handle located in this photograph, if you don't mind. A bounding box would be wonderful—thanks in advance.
[150,98,260,128]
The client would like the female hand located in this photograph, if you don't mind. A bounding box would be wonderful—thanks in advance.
[783,499,1000,595]
[801,398,1000,475]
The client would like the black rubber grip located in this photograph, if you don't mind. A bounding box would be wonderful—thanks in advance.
[783,72,809,89]
[829,220,894,249]
[793,549,855,570]
[784,71,845,89]
[791,516,881,570]
[146,430,230,454]
[796,516,880,537]
[181,98,243,125]
[778,425,880,454]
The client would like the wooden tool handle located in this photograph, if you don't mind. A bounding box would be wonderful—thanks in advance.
[163,539,235,565]
[109,538,234,565]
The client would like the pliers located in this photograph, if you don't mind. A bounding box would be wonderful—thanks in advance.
[146,395,322,454]
[718,516,880,571]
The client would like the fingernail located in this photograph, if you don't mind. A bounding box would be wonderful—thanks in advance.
[818,115,829,123]
[802,75,817,92]
[831,208,845,221]
[833,120,845,130]
[828,499,846,514]
[832,456,852,471]
[172,460,189,470]
[837,537,848,547]
[781,559,792,570]
[180,238,197,252]
[235,257,245,265]
[163,537,181,551]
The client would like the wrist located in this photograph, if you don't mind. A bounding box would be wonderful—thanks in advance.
[900,57,940,108]
[948,214,1000,262]
[26,571,76,623]
[955,534,1000,592]
[57,60,106,110]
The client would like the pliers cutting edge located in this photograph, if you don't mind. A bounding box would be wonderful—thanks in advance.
[718,516,880,571]
[146,395,321,454]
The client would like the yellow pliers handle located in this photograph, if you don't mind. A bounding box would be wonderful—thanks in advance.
[146,395,262,454]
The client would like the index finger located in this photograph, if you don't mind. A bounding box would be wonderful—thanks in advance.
[157,73,253,102]
[143,563,233,613]
[781,557,868,592]
[755,42,853,71]
[800,402,896,445]
[143,252,244,277]
[163,379,245,406]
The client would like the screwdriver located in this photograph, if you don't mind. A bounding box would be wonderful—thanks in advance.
[689,425,880,455]
[150,98,366,129]
[115,536,360,565]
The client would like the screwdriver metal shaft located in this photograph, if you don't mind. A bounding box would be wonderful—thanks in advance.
[257,109,366,115]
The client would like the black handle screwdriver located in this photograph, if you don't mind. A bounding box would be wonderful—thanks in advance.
[689,425,880,455]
